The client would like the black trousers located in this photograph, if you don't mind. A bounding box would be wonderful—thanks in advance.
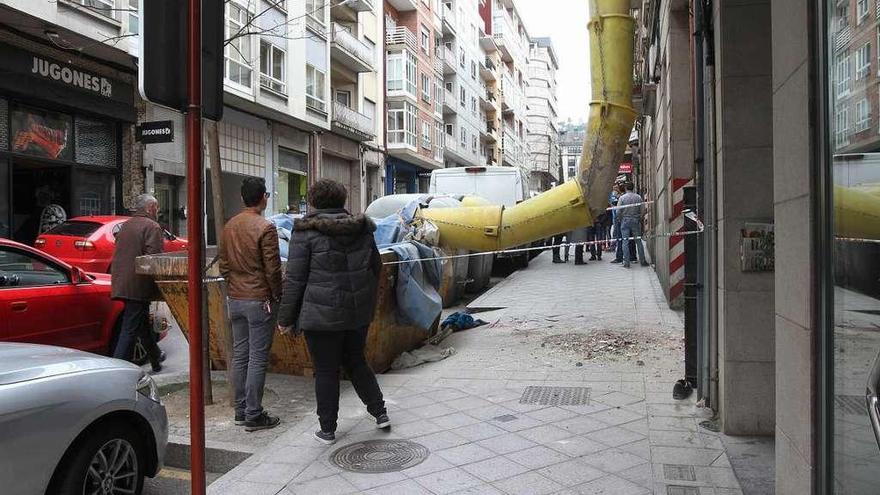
[304,327,386,432]
[587,226,605,259]
[551,234,569,261]
[112,300,162,370]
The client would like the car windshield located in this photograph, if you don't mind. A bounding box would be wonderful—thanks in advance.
[45,221,102,238]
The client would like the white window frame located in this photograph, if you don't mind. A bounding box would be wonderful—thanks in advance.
[225,3,255,92]
[837,53,851,98]
[421,73,431,102]
[127,0,139,34]
[857,0,869,22]
[386,51,417,98]
[422,120,432,149]
[387,101,418,147]
[856,98,871,132]
[857,43,871,79]
[75,0,115,19]
[421,26,431,55]
[305,0,327,35]
[260,40,287,96]
[836,106,850,148]
[306,64,327,113]
[460,127,467,148]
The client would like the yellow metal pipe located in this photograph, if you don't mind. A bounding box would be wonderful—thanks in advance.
[419,0,636,250]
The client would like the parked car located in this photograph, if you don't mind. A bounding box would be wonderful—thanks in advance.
[0,342,168,495]
[0,238,165,363]
[34,215,188,274]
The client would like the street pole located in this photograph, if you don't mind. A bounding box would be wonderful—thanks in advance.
[185,0,206,492]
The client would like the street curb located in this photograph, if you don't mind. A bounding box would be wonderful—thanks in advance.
[165,435,256,473]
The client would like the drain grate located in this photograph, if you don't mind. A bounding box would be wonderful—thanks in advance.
[519,386,592,406]
[329,439,430,473]
[667,486,700,495]
[663,464,697,482]
[834,395,865,416]
[493,414,519,422]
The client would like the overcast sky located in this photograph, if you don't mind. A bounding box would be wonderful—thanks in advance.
[516,0,590,123]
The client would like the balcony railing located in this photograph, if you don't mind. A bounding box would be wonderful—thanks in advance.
[386,26,418,53]
[332,101,375,141]
[331,23,375,71]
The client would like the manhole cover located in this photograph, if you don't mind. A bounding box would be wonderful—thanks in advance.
[520,386,591,406]
[329,440,430,473]
[663,464,697,481]
[834,395,865,416]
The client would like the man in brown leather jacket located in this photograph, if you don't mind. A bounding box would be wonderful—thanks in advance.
[219,177,283,432]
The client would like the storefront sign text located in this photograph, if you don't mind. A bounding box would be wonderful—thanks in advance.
[31,57,112,98]
[137,120,175,144]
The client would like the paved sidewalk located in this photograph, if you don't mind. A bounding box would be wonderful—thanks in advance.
[209,253,743,495]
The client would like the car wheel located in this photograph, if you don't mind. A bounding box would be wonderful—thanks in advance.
[50,421,146,495]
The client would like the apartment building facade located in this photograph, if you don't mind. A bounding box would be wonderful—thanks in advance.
[526,37,560,193]
[440,0,493,169]
[558,123,585,183]
[481,0,531,176]
[384,0,445,194]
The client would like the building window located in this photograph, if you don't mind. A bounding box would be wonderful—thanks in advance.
[459,47,466,68]
[225,3,253,90]
[259,40,286,95]
[856,43,871,79]
[855,98,871,132]
[835,106,849,148]
[446,123,454,136]
[422,120,431,149]
[421,26,431,54]
[435,121,444,161]
[460,87,466,106]
[305,0,326,34]
[363,98,376,125]
[128,0,139,34]
[471,96,477,114]
[460,127,467,148]
[421,73,431,102]
[74,0,115,19]
[837,52,851,97]
[471,60,477,80]
[306,64,326,112]
[434,77,444,114]
[857,0,869,22]
[335,90,351,106]
[387,101,418,147]
[472,134,477,152]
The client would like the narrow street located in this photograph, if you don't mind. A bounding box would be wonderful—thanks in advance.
[207,253,756,495]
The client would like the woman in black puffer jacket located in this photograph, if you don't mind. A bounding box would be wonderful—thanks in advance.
[277,179,389,445]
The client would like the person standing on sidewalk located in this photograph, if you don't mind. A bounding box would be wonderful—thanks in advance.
[111,194,166,373]
[551,232,570,263]
[219,177,283,432]
[617,182,649,268]
[277,179,389,446]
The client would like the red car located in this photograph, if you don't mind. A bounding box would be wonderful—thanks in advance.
[34,215,188,273]
[0,238,165,363]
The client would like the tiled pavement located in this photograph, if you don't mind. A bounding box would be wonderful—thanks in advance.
[208,253,744,495]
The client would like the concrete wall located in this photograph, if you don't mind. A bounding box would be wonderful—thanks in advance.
[713,0,776,435]
[771,0,816,491]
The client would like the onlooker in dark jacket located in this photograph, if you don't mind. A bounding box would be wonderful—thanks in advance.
[277,179,388,445]
[111,194,166,372]
[220,177,283,432]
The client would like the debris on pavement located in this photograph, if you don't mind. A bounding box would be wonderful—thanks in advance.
[541,328,681,362]
[391,344,456,370]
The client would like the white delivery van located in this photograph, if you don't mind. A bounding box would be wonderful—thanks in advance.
[429,166,533,271]
[429,166,529,207]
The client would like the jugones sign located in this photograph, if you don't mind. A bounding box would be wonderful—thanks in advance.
[31,56,112,98]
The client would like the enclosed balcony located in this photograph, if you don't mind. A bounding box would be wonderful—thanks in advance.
[332,101,376,142]
[443,47,457,75]
[331,24,375,73]
[442,4,456,36]
[480,60,496,81]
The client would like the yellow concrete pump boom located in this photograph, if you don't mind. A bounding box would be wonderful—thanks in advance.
[418,0,637,252]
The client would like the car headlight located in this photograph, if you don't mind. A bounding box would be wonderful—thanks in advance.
[137,373,161,403]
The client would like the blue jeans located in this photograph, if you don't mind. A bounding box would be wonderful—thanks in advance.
[620,217,647,267]
[228,298,276,421]
[113,300,162,370]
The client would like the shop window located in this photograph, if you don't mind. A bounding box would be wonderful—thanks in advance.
[225,3,254,90]
[10,105,73,162]
[74,118,116,168]
[826,2,880,492]
[260,40,287,96]
[0,98,7,151]
[306,64,326,113]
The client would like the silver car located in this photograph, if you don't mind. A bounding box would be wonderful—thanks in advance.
[0,343,168,495]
